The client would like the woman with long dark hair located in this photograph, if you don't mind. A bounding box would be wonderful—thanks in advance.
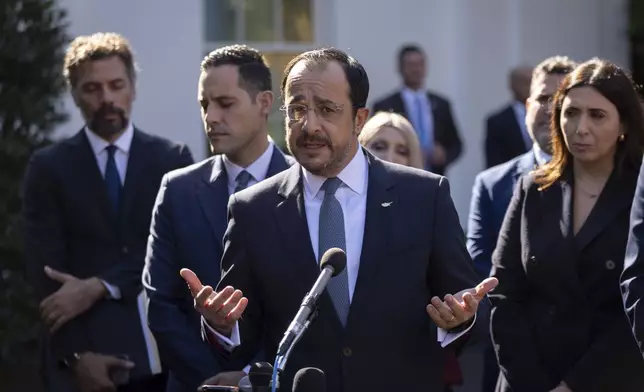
[489,58,644,392]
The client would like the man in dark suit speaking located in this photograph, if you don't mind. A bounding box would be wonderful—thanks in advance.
[182,48,496,392]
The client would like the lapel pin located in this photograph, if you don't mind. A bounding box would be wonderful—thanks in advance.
[381,202,393,207]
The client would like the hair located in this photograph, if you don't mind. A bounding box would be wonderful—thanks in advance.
[397,44,424,70]
[531,56,578,88]
[280,48,369,114]
[63,32,137,88]
[534,58,644,189]
[201,44,272,96]
[359,112,424,169]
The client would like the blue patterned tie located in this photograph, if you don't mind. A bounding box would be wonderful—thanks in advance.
[104,145,122,213]
[234,170,253,193]
[318,177,350,327]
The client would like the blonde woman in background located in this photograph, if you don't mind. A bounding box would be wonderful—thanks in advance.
[359,112,424,169]
[359,111,462,392]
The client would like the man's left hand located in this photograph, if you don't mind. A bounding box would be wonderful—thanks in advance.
[426,277,498,329]
[201,371,246,387]
[40,266,107,333]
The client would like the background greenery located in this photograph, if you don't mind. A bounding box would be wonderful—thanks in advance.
[0,0,68,387]
[630,0,644,87]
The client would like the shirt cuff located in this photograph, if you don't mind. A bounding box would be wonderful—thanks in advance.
[243,364,251,374]
[202,316,241,352]
[100,280,121,300]
[437,313,476,348]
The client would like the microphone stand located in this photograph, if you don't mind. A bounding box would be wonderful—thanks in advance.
[272,308,319,391]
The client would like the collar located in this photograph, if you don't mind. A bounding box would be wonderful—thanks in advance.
[402,87,426,99]
[222,141,275,184]
[84,122,134,155]
[533,143,552,166]
[302,145,368,199]
[512,100,526,115]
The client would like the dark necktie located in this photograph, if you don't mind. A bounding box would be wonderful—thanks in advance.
[234,170,253,193]
[318,177,350,326]
[104,145,122,213]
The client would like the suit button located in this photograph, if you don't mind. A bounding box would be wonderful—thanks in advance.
[605,260,616,270]
[342,347,352,357]
[122,246,129,254]
[529,256,537,265]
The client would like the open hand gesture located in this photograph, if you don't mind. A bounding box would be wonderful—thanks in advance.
[426,277,498,329]
[180,268,248,336]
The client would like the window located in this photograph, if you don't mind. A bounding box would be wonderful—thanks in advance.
[203,0,316,149]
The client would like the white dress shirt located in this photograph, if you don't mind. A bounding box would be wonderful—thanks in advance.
[222,142,275,195]
[209,146,474,350]
[84,124,162,375]
[532,143,552,167]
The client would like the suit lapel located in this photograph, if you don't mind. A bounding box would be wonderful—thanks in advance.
[574,167,638,251]
[69,130,115,224]
[347,153,395,326]
[197,156,230,250]
[119,129,149,223]
[266,147,291,177]
[274,165,319,285]
[392,93,408,118]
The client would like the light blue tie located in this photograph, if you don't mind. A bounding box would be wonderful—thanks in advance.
[318,177,350,327]
[414,95,430,150]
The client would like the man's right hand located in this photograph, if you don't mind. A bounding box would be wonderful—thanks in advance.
[72,352,135,392]
[180,268,248,336]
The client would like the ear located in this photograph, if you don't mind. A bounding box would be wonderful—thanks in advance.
[353,107,370,136]
[255,90,274,117]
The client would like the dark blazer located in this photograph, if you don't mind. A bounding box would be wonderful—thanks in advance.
[143,148,294,392]
[467,152,536,278]
[622,159,644,358]
[212,150,482,392]
[372,91,462,175]
[21,129,193,381]
[485,105,529,168]
[489,166,644,392]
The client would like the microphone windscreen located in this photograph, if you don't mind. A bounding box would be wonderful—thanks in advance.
[248,362,273,387]
[292,367,325,392]
[320,248,346,277]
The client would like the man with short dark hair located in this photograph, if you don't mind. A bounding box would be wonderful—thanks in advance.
[22,32,194,392]
[143,44,294,392]
[182,47,495,392]
[373,44,463,174]
[466,55,577,392]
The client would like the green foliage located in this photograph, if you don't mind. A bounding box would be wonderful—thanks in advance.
[0,0,68,367]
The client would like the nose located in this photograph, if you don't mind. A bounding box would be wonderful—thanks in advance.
[302,109,322,134]
[575,114,591,136]
[99,85,115,105]
[205,104,222,125]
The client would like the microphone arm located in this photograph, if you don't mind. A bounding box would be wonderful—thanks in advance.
[278,308,318,374]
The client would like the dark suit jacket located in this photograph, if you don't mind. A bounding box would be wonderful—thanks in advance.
[467,152,536,278]
[21,128,193,380]
[485,105,529,169]
[212,150,481,392]
[489,166,644,392]
[622,159,644,358]
[372,91,462,175]
[143,148,294,392]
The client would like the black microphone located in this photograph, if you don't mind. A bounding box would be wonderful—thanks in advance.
[292,367,325,392]
[276,248,347,357]
[246,362,273,392]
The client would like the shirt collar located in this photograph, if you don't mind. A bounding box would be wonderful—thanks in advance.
[402,87,426,99]
[512,100,526,116]
[84,122,134,155]
[532,143,552,166]
[302,145,368,199]
[222,141,275,185]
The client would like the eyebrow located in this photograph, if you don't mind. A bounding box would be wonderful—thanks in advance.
[287,94,337,106]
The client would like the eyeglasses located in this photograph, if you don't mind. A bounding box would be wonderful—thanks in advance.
[280,102,346,122]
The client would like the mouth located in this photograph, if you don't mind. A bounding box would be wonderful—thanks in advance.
[301,142,327,149]
[208,133,229,138]
[572,143,591,149]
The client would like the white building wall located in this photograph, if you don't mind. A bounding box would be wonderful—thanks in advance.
[56,0,630,223]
